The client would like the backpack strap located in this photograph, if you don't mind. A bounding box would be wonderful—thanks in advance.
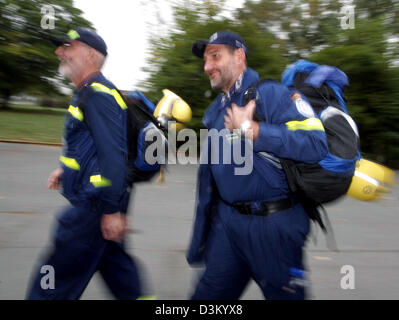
[242,79,271,122]
[242,80,260,106]
[78,81,165,133]
[118,90,166,133]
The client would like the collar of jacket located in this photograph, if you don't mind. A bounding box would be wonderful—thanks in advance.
[202,67,260,128]
[76,72,104,91]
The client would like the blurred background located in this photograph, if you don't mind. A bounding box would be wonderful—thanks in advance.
[0,0,398,167]
[1,0,399,300]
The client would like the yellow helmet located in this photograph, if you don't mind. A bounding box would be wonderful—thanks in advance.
[154,89,192,131]
[346,158,397,201]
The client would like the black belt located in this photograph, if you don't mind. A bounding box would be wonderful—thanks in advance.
[233,198,296,216]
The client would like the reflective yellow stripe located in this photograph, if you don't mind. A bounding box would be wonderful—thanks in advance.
[59,156,80,170]
[285,118,324,131]
[90,82,127,109]
[111,89,128,109]
[137,296,157,300]
[90,175,112,188]
[68,105,84,121]
[90,82,113,94]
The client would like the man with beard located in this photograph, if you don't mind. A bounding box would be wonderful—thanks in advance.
[187,31,328,299]
[26,28,149,299]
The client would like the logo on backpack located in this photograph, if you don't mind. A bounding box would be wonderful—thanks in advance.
[291,92,315,118]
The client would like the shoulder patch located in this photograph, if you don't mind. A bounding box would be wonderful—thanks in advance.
[291,92,315,118]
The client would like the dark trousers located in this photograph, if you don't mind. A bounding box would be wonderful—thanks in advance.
[26,205,142,300]
[191,204,309,300]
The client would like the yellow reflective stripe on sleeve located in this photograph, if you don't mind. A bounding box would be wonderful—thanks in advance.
[111,89,128,109]
[68,105,84,121]
[59,156,80,170]
[90,82,127,109]
[90,82,113,95]
[90,175,112,188]
[137,296,157,300]
[285,118,325,131]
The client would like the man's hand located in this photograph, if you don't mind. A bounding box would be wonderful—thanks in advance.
[224,99,259,140]
[101,212,127,243]
[224,99,256,130]
[48,168,64,190]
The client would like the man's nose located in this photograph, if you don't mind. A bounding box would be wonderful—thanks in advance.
[204,59,212,74]
[55,46,63,57]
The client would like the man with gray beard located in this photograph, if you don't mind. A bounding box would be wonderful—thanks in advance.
[26,28,150,300]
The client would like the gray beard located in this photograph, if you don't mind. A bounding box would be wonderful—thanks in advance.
[58,63,74,80]
[210,81,223,91]
[209,67,236,92]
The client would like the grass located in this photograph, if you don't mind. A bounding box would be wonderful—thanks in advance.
[0,104,66,144]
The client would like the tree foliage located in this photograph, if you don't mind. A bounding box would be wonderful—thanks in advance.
[0,0,93,107]
[143,0,399,167]
[2,0,398,167]
[310,18,399,166]
[142,0,287,130]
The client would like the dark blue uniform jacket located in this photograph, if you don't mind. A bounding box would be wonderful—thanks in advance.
[187,68,328,264]
[60,73,128,214]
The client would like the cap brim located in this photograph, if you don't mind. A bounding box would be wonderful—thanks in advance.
[192,40,209,58]
[50,36,70,47]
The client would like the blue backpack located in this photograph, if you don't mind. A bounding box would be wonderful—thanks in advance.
[80,85,166,184]
[280,59,361,206]
[121,90,167,183]
[243,60,361,232]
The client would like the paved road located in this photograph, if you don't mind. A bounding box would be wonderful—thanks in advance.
[0,142,398,300]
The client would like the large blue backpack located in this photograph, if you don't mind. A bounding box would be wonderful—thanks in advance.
[243,60,361,231]
[280,59,361,207]
[121,90,167,183]
[80,84,166,184]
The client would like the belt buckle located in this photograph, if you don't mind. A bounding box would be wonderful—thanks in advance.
[242,203,252,215]
[235,202,252,215]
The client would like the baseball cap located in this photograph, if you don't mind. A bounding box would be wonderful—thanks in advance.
[192,31,248,59]
[50,28,108,56]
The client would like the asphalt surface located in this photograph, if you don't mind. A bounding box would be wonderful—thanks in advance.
[0,142,398,300]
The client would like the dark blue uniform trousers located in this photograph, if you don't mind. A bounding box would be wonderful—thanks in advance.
[26,204,142,300]
[191,202,310,300]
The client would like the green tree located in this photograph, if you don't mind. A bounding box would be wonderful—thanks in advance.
[143,0,399,167]
[236,0,343,59]
[237,0,399,60]
[310,19,399,167]
[235,0,399,167]
[0,0,93,108]
[142,0,287,131]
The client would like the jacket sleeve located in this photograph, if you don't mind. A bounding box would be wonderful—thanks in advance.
[187,137,218,265]
[253,82,328,164]
[84,89,127,214]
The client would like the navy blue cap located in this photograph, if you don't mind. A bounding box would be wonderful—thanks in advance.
[192,31,248,58]
[51,28,108,56]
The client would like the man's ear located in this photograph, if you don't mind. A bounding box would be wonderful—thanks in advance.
[87,48,95,61]
[235,48,246,65]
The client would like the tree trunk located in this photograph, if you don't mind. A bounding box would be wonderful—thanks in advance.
[0,88,11,109]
